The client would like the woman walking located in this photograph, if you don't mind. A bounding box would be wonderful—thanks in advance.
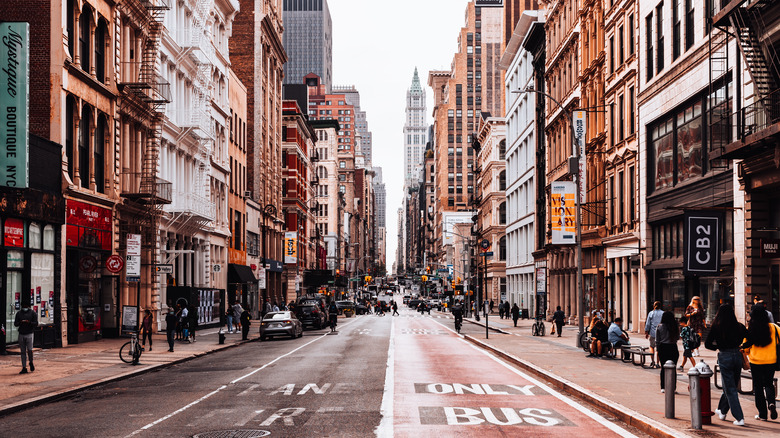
[706,303,748,426]
[744,306,778,421]
[140,309,154,351]
[685,296,706,356]
[655,311,679,393]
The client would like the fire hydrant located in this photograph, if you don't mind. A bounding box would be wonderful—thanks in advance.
[698,361,714,425]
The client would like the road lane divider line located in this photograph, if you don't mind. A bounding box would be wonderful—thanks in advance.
[430,319,640,438]
[374,315,395,438]
[126,317,363,436]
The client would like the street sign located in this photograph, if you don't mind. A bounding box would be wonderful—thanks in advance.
[482,251,494,257]
[155,264,173,275]
[481,239,490,250]
[126,234,141,282]
[106,255,124,273]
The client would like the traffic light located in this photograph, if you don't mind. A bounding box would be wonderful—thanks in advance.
[426,266,431,274]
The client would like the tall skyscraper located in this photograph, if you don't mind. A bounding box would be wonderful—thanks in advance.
[404,68,427,188]
[334,85,373,166]
[282,0,333,92]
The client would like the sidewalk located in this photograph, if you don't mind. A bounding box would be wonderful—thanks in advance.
[462,313,780,438]
[0,325,260,416]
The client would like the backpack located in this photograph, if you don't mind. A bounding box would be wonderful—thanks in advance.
[685,329,701,350]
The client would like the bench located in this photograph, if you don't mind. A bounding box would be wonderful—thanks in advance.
[714,365,778,399]
[619,345,654,368]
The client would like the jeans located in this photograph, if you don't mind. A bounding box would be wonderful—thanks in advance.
[19,333,34,369]
[657,343,679,390]
[751,363,776,419]
[717,349,745,421]
[166,330,175,351]
[142,330,152,347]
[226,315,234,332]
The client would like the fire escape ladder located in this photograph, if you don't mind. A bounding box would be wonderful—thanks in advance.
[731,7,778,101]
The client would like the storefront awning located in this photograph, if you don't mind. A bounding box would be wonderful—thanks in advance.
[228,264,256,284]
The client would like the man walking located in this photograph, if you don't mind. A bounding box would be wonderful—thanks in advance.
[232,301,244,333]
[165,307,177,352]
[14,298,38,374]
[644,301,664,368]
[552,306,566,337]
[392,301,399,316]
[511,303,520,327]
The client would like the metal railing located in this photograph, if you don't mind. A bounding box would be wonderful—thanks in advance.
[120,173,172,204]
[168,192,215,221]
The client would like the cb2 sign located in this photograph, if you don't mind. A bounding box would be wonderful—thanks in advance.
[683,211,723,276]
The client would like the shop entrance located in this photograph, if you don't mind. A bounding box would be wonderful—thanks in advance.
[66,249,106,344]
[771,263,780,322]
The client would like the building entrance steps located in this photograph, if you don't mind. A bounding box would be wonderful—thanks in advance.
[456,313,780,438]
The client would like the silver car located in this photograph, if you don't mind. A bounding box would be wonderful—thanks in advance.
[259,311,303,341]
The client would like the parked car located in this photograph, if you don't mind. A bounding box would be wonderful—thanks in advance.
[296,304,326,329]
[259,311,303,340]
[402,295,411,304]
[354,302,369,315]
[336,300,355,317]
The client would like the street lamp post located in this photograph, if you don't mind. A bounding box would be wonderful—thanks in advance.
[514,86,585,347]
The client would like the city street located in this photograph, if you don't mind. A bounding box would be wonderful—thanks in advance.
[1,300,642,438]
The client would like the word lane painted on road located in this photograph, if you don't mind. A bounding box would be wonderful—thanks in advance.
[419,406,574,427]
[415,383,538,396]
[261,382,361,396]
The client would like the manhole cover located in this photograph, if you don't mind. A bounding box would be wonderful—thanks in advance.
[193,430,270,438]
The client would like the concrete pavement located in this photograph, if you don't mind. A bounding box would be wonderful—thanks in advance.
[460,312,780,438]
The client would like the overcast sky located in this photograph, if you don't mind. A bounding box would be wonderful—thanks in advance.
[328,0,470,272]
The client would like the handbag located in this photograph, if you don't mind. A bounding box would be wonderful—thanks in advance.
[551,325,556,335]
[741,349,751,371]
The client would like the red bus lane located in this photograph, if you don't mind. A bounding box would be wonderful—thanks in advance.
[390,316,638,438]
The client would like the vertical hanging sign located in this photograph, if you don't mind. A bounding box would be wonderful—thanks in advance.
[550,181,577,244]
[683,211,723,276]
[573,111,586,203]
[0,22,29,188]
[126,234,141,282]
[284,231,297,264]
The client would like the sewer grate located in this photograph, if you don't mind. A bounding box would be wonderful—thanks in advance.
[192,430,271,438]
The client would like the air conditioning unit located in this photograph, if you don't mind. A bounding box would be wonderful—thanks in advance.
[244,190,251,199]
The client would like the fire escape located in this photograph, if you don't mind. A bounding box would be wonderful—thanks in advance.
[167,0,216,236]
[709,0,780,162]
[118,0,172,251]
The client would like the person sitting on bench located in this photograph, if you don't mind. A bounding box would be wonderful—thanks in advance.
[608,317,630,350]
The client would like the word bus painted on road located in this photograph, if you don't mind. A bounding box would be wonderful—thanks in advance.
[419,406,573,426]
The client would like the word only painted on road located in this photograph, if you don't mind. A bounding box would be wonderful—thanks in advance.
[419,407,574,427]
[415,383,538,396]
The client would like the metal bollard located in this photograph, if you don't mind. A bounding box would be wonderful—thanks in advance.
[218,328,226,345]
[664,360,677,419]
[698,361,714,425]
[689,367,702,430]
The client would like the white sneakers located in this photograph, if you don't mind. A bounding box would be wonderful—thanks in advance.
[715,409,745,426]
[734,419,745,426]
[715,409,726,421]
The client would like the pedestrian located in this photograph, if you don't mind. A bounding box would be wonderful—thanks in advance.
[392,301,399,316]
[165,307,177,352]
[552,306,566,338]
[706,303,748,426]
[272,301,280,312]
[644,301,664,368]
[511,303,520,327]
[744,305,778,421]
[753,295,775,323]
[498,301,505,319]
[684,296,706,356]
[678,316,698,372]
[175,303,184,340]
[489,300,495,313]
[14,298,38,374]
[232,301,244,333]
[656,311,680,393]
[240,306,252,340]
[263,299,272,317]
[180,304,189,341]
[188,305,198,343]
[226,303,235,333]
[141,309,153,351]
[504,301,511,319]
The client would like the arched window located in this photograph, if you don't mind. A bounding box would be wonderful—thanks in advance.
[498,170,506,191]
[67,0,75,59]
[79,105,91,188]
[66,96,75,180]
[498,139,506,160]
[499,236,507,261]
[80,6,91,71]
[498,202,506,225]
[95,19,108,83]
[95,114,107,193]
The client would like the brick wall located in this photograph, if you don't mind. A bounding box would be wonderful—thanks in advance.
[1,0,53,139]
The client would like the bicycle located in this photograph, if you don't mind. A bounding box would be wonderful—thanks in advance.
[119,332,143,365]
[454,317,462,333]
[531,318,545,336]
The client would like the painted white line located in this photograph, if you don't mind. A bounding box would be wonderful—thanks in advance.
[375,316,395,438]
[126,317,361,436]
[430,319,638,438]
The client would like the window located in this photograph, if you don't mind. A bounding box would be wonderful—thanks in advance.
[629,87,636,135]
[95,20,107,83]
[628,15,635,55]
[609,104,615,147]
[618,25,625,65]
[650,96,706,192]
[498,170,506,191]
[79,105,90,188]
[339,161,346,169]
[66,96,75,180]
[498,202,506,225]
[609,36,615,73]
[67,0,75,59]
[646,13,654,80]
[609,175,615,226]
[673,0,681,60]
[499,236,506,261]
[234,211,242,250]
[656,3,664,71]
[618,171,625,225]
[685,0,694,50]
[618,94,625,141]
[339,185,345,194]
[628,166,636,224]
[79,7,90,71]
[95,114,107,193]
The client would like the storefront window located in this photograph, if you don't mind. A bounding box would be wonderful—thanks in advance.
[652,120,674,191]
[43,225,55,251]
[700,274,733,325]
[676,102,703,184]
[5,271,23,343]
[77,251,102,332]
[31,253,55,325]
[656,269,687,317]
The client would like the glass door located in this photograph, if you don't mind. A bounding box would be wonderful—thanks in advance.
[5,270,22,344]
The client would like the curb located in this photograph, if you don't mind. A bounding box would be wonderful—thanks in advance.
[464,318,511,334]
[0,336,257,418]
[463,334,703,438]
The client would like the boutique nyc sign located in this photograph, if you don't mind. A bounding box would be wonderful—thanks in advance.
[0,22,29,188]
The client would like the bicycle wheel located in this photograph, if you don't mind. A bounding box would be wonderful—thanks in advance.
[531,324,538,336]
[132,343,142,364]
[579,331,590,351]
[539,322,546,336]
[119,341,134,363]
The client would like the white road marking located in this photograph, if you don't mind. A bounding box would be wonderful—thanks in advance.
[125,318,361,436]
[237,384,260,396]
[235,410,265,427]
[431,319,638,438]
[374,315,395,438]
[317,406,345,413]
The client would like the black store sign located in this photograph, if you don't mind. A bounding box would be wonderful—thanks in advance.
[761,239,780,258]
[683,211,723,276]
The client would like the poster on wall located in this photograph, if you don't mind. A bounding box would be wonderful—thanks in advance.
[4,218,24,247]
[126,234,141,281]
[683,211,723,276]
[550,181,576,245]
[0,23,29,189]
[284,232,297,264]
[121,305,138,333]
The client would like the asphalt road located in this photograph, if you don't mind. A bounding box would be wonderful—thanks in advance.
[2,301,645,438]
